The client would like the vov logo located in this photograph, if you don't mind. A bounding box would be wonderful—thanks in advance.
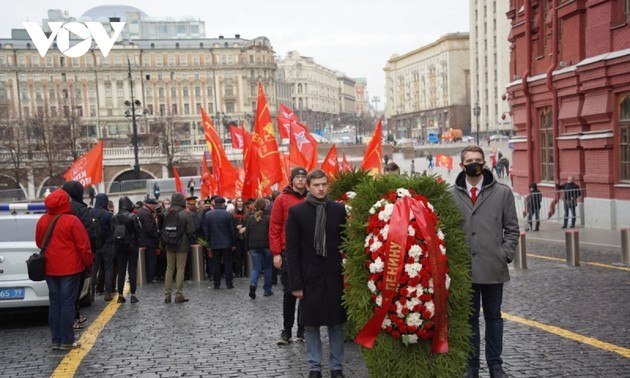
[23,22,126,58]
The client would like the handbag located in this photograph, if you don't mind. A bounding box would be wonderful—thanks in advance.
[26,215,61,281]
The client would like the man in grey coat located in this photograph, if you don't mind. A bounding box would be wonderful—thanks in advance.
[286,169,347,378]
[448,146,519,378]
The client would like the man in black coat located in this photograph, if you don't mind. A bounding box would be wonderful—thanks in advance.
[138,198,159,283]
[286,169,347,378]
[204,197,235,289]
[557,176,581,228]
[113,196,142,303]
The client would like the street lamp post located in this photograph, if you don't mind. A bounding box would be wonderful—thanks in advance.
[473,103,481,145]
[125,58,140,178]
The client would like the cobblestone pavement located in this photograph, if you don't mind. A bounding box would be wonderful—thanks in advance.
[1,240,628,377]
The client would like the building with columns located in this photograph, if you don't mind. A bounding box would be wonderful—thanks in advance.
[384,33,471,142]
[507,0,630,229]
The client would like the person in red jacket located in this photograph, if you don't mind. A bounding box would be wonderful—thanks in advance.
[269,166,308,345]
[36,189,93,351]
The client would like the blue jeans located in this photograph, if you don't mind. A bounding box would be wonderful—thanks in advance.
[46,273,82,346]
[249,249,272,294]
[304,324,344,372]
[469,283,504,370]
[563,202,577,227]
[212,248,233,288]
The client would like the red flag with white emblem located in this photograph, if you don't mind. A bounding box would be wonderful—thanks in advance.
[288,121,318,171]
[321,144,339,179]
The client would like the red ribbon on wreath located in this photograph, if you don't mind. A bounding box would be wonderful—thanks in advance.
[355,196,448,353]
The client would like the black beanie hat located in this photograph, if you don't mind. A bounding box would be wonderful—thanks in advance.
[290,167,308,182]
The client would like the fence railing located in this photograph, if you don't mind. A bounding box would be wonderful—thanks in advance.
[513,188,585,230]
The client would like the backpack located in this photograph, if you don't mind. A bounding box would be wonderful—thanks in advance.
[113,214,133,247]
[161,208,182,248]
[90,208,107,249]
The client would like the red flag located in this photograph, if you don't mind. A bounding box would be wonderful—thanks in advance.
[200,152,214,199]
[252,82,283,194]
[288,121,318,171]
[201,107,238,198]
[229,124,245,149]
[172,166,185,195]
[241,129,260,199]
[277,103,298,139]
[360,117,383,174]
[435,153,454,171]
[321,144,339,179]
[342,152,352,172]
[63,141,103,187]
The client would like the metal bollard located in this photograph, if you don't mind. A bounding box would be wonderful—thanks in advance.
[190,245,205,282]
[513,232,527,269]
[136,247,147,285]
[621,228,630,265]
[565,230,580,267]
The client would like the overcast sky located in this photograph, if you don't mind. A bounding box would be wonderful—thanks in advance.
[0,0,469,109]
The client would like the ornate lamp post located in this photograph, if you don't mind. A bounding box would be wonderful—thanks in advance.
[125,58,141,178]
[473,103,481,145]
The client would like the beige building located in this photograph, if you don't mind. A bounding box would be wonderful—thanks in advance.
[384,33,470,141]
[469,0,512,137]
[0,34,278,147]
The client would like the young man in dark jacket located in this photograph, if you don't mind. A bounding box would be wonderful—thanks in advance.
[138,198,160,283]
[269,167,308,344]
[91,193,115,301]
[113,196,142,303]
[286,169,347,378]
[448,146,519,378]
[204,196,235,289]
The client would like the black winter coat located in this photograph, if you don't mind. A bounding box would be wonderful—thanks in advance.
[137,206,159,248]
[286,200,347,326]
[204,207,235,249]
[244,214,270,250]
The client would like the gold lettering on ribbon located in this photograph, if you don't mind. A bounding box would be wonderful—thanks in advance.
[385,241,402,290]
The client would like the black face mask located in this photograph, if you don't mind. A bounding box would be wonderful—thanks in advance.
[464,163,484,177]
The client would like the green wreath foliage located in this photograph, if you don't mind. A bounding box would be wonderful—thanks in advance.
[338,173,472,378]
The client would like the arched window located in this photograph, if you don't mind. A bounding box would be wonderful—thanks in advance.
[619,95,630,182]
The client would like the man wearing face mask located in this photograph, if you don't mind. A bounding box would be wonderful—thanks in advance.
[448,146,519,378]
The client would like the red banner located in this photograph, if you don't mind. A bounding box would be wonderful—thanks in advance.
[435,153,453,171]
[229,125,245,149]
[355,198,410,349]
[408,199,449,354]
[360,117,383,175]
[172,165,185,195]
[288,121,318,171]
[277,103,297,139]
[63,141,103,187]
[321,144,339,179]
[342,152,352,172]
[200,152,214,199]
[201,107,238,198]
[252,82,283,194]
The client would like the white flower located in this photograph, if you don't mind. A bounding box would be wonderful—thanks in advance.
[437,230,445,240]
[396,188,411,198]
[445,274,451,290]
[378,203,394,221]
[379,225,389,239]
[346,191,356,199]
[427,203,435,212]
[382,317,392,329]
[439,244,447,255]
[408,245,422,259]
[407,225,415,237]
[395,301,404,317]
[369,207,376,215]
[342,258,347,267]
[367,280,377,293]
[369,257,384,273]
[425,300,435,317]
[402,334,419,345]
[370,240,383,253]
[375,294,382,307]
[404,263,422,278]
[406,312,422,327]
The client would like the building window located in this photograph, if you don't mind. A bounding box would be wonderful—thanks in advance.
[620,94,630,182]
[172,104,178,115]
[539,107,554,182]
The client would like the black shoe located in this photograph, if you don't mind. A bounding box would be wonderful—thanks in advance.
[561,225,567,229]
[130,295,139,304]
[277,329,291,345]
[117,295,126,303]
[463,366,479,378]
[249,286,256,299]
[330,370,345,378]
[489,366,509,378]
[308,371,322,378]
[296,328,305,342]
